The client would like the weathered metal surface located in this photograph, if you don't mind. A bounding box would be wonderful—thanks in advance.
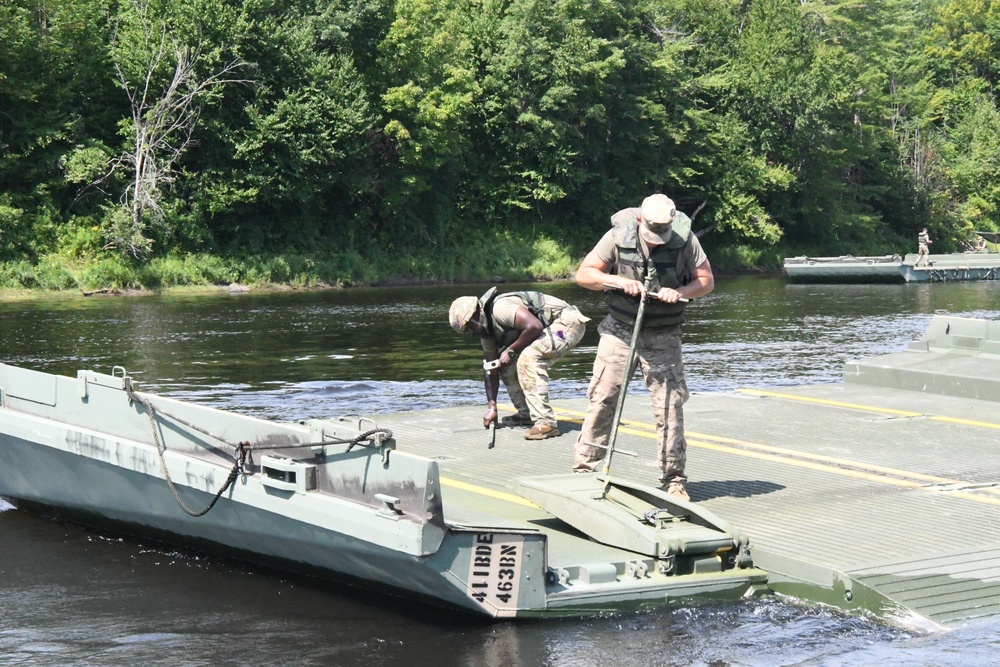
[783,255,907,283]
[783,253,1000,283]
[5,315,998,626]
[0,362,764,619]
[517,473,745,560]
[845,315,1000,402]
[377,315,1000,628]
[668,317,1000,629]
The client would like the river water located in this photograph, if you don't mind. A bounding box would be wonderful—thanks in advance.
[2,276,1000,666]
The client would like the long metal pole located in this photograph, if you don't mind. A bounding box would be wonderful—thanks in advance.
[601,276,652,495]
[484,362,497,449]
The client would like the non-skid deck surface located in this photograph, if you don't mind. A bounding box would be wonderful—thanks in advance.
[370,382,1000,629]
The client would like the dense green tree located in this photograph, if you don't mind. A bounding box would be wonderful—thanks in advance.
[653,0,793,244]
[0,0,120,261]
[4,0,1000,285]
[181,0,381,253]
[373,0,478,249]
[918,0,1000,243]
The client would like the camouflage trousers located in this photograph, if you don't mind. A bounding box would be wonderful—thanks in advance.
[573,315,690,484]
[501,308,588,428]
[916,243,929,266]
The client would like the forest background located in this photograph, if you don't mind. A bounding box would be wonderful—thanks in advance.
[3,0,1000,291]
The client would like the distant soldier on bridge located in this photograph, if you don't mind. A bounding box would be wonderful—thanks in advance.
[916,227,932,267]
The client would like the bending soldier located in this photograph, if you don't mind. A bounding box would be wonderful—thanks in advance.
[449,289,589,440]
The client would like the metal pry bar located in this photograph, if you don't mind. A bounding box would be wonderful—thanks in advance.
[602,282,688,302]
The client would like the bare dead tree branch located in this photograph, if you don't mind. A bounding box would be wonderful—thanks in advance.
[101,0,253,257]
[691,201,715,237]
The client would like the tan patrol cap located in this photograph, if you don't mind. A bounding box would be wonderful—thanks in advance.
[639,194,677,245]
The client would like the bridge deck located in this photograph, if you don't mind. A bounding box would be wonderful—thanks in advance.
[372,374,1000,629]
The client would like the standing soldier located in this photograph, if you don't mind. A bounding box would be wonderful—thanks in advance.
[916,228,932,268]
[449,289,589,440]
[572,194,714,501]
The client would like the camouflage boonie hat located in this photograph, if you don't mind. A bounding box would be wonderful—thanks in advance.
[449,296,478,333]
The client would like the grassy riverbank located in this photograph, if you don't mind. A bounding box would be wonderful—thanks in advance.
[0,235,574,292]
[0,233,820,294]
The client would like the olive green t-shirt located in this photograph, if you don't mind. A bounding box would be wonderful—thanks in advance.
[481,293,570,352]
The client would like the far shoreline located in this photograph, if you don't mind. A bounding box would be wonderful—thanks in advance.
[0,266,782,302]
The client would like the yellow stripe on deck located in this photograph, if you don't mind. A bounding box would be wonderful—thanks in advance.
[737,389,1000,431]
[440,476,539,508]
[549,406,1000,507]
[736,389,924,417]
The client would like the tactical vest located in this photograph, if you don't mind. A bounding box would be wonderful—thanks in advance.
[479,287,551,348]
[608,208,692,328]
